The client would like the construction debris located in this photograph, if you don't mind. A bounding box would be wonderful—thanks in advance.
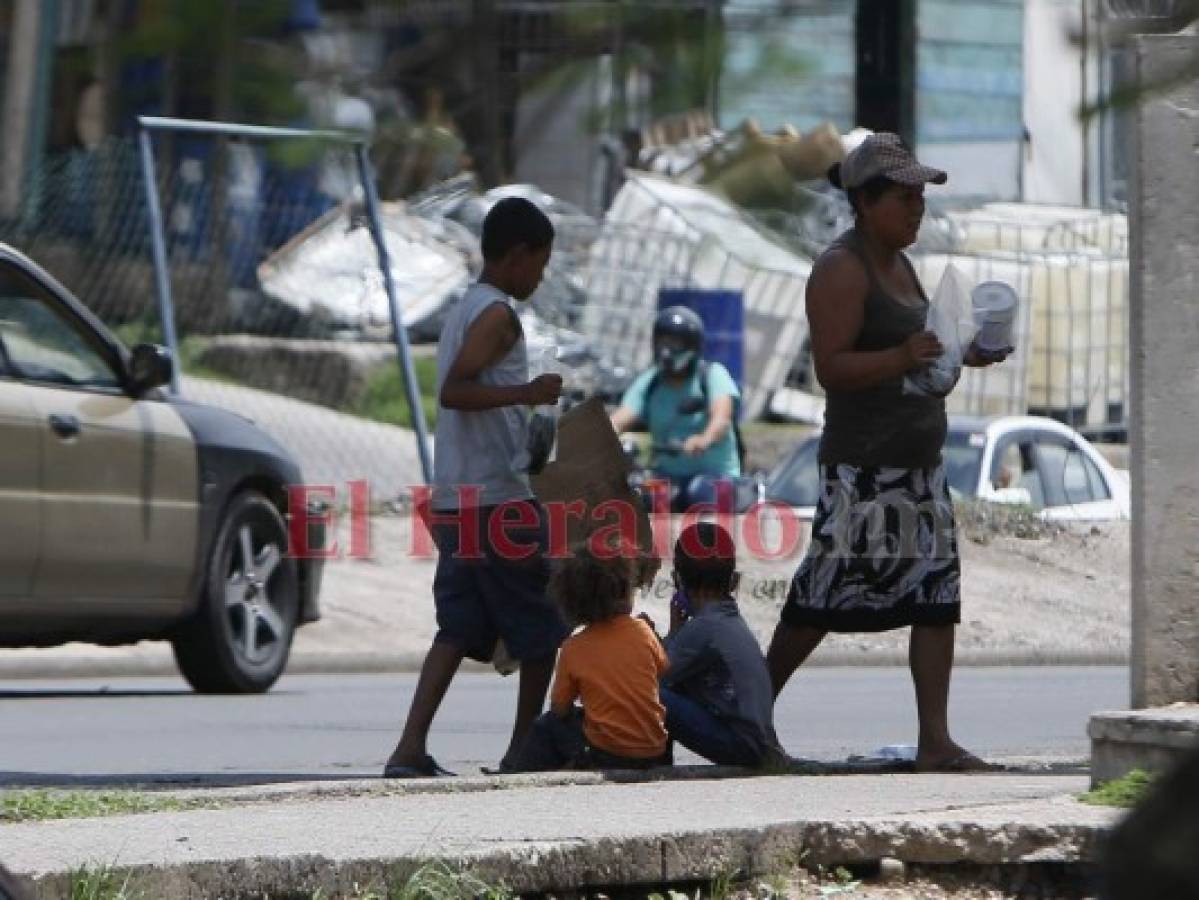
[256,202,470,338]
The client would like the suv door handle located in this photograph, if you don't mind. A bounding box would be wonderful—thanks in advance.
[48,413,81,439]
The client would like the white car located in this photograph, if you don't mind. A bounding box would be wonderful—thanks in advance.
[765,415,1130,522]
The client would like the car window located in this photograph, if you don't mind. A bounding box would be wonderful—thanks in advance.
[1037,440,1109,506]
[1082,451,1111,500]
[765,437,820,507]
[991,443,1024,489]
[991,436,1045,509]
[943,431,984,497]
[0,264,121,390]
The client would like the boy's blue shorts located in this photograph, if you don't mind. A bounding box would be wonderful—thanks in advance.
[429,501,569,664]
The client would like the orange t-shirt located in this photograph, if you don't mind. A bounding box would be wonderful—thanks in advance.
[550,615,669,759]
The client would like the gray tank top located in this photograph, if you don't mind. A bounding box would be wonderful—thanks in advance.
[817,228,947,470]
[431,283,533,510]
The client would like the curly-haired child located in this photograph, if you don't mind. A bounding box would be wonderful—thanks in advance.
[509,543,671,771]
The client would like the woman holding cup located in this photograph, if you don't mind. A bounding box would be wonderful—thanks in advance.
[765,133,1010,772]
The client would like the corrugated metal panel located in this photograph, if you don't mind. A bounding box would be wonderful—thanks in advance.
[916,0,1025,143]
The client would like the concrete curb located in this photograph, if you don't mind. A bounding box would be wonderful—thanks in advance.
[2,772,1116,898]
[0,648,1130,680]
[20,814,1114,899]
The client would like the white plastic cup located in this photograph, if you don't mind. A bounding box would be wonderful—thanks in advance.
[526,344,566,465]
[971,281,1018,352]
[528,345,570,409]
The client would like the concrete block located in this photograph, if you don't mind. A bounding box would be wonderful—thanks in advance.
[1088,705,1199,784]
[195,335,402,410]
[1129,34,1199,708]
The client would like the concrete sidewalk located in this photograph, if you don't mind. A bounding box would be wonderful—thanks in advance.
[1,770,1120,898]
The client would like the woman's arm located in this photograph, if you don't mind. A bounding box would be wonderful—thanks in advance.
[807,249,943,393]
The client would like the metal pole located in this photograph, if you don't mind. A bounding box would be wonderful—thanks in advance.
[138,115,353,142]
[21,0,61,227]
[355,144,434,486]
[138,127,182,394]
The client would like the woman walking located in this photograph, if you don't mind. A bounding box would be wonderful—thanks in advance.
[766,133,1009,772]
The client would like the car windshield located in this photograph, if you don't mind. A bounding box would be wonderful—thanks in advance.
[764,429,985,506]
[943,430,985,498]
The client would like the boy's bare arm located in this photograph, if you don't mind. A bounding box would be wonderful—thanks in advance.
[440,304,560,410]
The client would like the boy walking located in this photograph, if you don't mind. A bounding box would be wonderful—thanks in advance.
[656,523,777,768]
[384,197,567,777]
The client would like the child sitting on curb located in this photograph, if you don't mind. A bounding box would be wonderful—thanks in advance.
[652,522,778,768]
[510,544,671,771]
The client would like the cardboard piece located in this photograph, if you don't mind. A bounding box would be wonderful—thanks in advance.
[530,397,662,587]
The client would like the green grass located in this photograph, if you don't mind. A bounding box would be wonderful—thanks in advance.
[1079,768,1155,808]
[58,858,510,900]
[390,862,511,900]
[309,862,511,900]
[352,355,440,430]
[0,789,185,823]
[65,864,141,900]
[109,323,233,384]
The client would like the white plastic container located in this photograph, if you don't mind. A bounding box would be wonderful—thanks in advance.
[971,281,1019,352]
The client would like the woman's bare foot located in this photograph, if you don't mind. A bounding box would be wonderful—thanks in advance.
[916,742,999,773]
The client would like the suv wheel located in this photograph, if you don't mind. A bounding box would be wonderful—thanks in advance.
[172,491,299,693]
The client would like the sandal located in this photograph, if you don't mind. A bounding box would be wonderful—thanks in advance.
[480,756,521,776]
[382,754,456,778]
[915,751,1002,774]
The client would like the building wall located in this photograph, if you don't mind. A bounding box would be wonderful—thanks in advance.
[717,0,1120,208]
[1022,0,1088,206]
[512,60,605,210]
[915,0,1025,200]
[721,0,856,134]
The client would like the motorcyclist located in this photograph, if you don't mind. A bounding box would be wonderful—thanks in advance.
[610,306,743,512]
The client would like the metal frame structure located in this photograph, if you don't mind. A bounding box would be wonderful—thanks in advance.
[136,115,433,485]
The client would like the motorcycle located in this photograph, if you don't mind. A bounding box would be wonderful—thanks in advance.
[622,438,765,514]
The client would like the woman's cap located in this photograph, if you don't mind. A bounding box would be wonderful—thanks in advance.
[828,132,948,190]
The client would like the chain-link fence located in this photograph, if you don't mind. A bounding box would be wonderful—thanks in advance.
[2,133,438,503]
[1,126,1131,512]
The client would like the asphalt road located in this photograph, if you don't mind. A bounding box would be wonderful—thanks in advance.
[0,667,1126,786]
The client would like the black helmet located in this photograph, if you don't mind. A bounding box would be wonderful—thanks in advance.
[652,306,704,351]
[652,306,704,376]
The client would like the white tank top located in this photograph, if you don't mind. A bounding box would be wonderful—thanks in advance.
[431,283,533,510]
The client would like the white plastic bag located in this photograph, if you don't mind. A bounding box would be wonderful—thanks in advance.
[903,263,979,399]
[525,344,569,473]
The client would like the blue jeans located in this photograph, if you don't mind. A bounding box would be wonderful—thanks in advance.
[660,687,764,768]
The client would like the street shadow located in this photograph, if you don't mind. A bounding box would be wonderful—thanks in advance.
[0,689,194,699]
[0,686,319,699]
[0,772,382,788]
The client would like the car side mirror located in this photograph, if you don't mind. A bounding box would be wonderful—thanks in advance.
[127,343,174,395]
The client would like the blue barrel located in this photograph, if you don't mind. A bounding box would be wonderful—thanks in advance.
[657,288,745,396]
[287,0,322,31]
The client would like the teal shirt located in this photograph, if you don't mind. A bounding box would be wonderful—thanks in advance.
[621,362,741,479]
